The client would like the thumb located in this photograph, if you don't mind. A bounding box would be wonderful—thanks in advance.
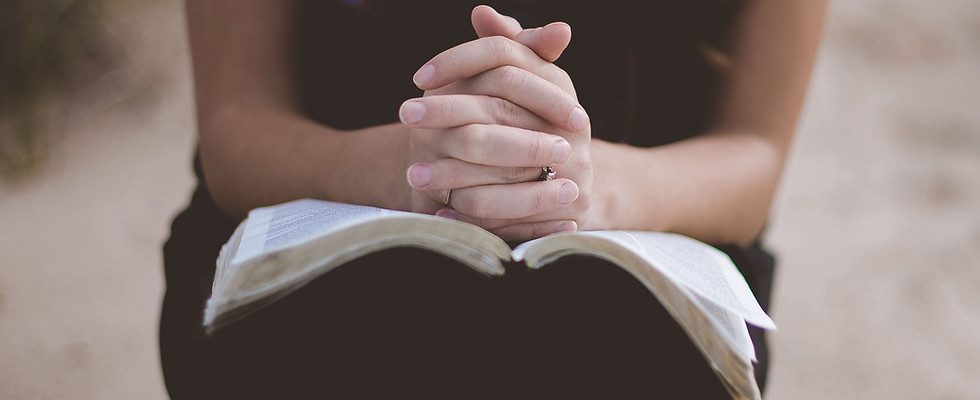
[514,22,572,63]
[471,5,522,39]
[471,5,572,63]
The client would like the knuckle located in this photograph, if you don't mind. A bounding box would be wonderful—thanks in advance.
[556,67,571,83]
[457,125,488,161]
[501,166,527,183]
[525,136,549,164]
[541,66,576,99]
[549,67,572,87]
[443,48,464,73]
[442,96,458,120]
[547,67,577,96]
[486,36,516,62]
[493,65,526,91]
[500,226,532,242]
[489,97,519,126]
[491,223,526,241]
[532,188,553,213]
[551,91,575,115]
[454,193,481,215]
[442,161,463,187]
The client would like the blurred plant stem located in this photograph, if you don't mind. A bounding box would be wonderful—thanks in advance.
[1,0,125,181]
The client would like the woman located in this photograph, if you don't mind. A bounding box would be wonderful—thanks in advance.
[163,1,825,398]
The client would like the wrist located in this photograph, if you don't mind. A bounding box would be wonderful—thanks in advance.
[326,123,414,211]
[586,139,672,233]
[582,140,618,231]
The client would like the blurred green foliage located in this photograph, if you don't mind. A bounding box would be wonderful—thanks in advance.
[0,0,125,180]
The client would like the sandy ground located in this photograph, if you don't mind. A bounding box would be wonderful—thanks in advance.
[1,1,978,399]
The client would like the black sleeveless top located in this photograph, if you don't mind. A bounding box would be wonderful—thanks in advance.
[294,0,737,146]
[287,0,774,324]
[162,0,775,395]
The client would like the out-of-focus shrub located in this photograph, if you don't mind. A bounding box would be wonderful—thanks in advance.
[0,0,128,179]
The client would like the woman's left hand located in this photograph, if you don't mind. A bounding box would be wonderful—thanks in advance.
[403,12,599,241]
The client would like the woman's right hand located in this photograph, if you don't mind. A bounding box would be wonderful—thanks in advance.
[403,8,596,241]
[403,86,575,217]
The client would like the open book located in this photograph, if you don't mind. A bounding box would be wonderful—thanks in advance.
[205,198,775,400]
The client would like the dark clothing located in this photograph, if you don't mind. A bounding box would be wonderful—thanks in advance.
[295,0,737,146]
[161,1,774,398]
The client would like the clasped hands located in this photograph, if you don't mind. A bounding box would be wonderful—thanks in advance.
[402,6,595,242]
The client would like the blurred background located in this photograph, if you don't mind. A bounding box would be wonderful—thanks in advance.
[1,0,977,399]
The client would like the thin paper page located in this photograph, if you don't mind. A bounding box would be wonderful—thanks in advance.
[692,291,757,362]
[233,199,395,264]
[581,231,775,329]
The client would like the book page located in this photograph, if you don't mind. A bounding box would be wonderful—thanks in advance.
[512,230,766,398]
[692,292,757,362]
[233,199,396,264]
[590,231,774,329]
[514,231,775,330]
[206,199,513,332]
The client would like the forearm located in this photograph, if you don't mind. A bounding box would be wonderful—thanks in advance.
[589,0,828,245]
[591,132,783,246]
[185,0,413,217]
[198,106,412,218]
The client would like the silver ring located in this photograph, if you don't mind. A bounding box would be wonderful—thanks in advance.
[538,166,556,181]
[441,189,452,206]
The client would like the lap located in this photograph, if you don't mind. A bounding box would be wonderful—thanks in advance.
[178,249,729,399]
[160,182,738,399]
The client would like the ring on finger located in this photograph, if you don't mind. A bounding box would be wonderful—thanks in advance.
[538,166,556,181]
[441,189,453,206]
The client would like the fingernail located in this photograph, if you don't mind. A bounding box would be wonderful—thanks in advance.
[400,101,426,125]
[413,64,435,87]
[553,138,571,164]
[568,106,589,132]
[406,164,432,188]
[556,221,578,233]
[558,182,578,205]
[435,209,457,220]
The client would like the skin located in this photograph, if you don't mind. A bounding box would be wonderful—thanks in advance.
[186,1,827,246]
[406,14,588,238]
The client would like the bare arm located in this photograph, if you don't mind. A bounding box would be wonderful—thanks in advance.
[187,1,826,247]
[186,0,412,217]
[410,3,826,244]
[590,0,828,245]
